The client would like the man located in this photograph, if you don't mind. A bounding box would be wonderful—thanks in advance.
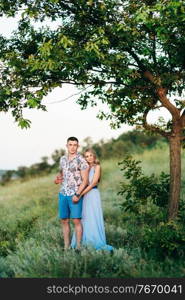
[55,137,89,250]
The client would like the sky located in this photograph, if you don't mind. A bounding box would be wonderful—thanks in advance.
[0,15,170,170]
[0,89,130,170]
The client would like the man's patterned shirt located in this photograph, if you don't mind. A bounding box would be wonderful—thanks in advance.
[59,153,89,196]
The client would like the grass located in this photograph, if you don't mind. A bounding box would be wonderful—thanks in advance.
[0,144,185,278]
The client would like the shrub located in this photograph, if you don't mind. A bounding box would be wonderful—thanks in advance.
[141,221,185,258]
[0,212,40,256]
[0,257,14,278]
[118,155,169,220]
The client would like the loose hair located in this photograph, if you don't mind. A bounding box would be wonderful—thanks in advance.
[83,148,100,165]
[67,136,79,143]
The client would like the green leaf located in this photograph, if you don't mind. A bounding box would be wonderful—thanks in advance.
[18,118,32,129]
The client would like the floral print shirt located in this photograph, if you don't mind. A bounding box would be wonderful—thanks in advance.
[59,153,89,196]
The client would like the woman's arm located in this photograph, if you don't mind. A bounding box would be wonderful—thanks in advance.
[80,165,101,197]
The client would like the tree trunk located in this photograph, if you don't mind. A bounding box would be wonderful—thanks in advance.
[168,134,181,220]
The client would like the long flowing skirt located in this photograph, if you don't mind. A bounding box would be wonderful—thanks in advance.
[71,188,113,251]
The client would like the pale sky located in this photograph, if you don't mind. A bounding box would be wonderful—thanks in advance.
[0,88,130,169]
[0,15,170,170]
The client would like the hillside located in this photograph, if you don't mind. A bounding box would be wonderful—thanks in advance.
[0,129,167,185]
[0,145,185,278]
[0,170,7,177]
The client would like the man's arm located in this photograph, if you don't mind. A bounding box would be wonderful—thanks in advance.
[54,171,63,184]
[80,165,100,197]
[54,157,63,184]
[78,167,89,194]
[72,167,89,202]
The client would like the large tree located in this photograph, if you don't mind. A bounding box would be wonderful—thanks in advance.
[0,0,185,219]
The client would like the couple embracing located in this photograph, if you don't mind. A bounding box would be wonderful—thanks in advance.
[55,136,113,251]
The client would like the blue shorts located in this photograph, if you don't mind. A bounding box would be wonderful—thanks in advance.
[58,193,83,219]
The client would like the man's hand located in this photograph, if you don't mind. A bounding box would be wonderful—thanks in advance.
[72,195,80,203]
[54,175,63,184]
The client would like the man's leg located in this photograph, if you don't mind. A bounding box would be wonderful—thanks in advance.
[73,218,83,249]
[60,218,70,250]
[58,193,70,249]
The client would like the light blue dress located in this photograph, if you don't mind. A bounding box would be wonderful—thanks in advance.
[71,166,113,251]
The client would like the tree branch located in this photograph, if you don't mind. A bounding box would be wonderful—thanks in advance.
[56,80,119,85]
[127,48,147,72]
[152,35,157,67]
[143,71,180,119]
[45,84,92,104]
[153,105,163,110]
[142,109,169,138]
[180,110,185,128]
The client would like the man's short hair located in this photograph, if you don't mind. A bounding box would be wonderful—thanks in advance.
[67,136,79,143]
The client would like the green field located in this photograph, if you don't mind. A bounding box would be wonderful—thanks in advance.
[0,145,185,278]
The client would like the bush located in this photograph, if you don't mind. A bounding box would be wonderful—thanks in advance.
[117,155,185,260]
[0,212,40,256]
[118,155,169,221]
[0,257,14,278]
[142,221,185,258]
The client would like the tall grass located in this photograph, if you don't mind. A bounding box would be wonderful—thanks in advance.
[0,144,185,278]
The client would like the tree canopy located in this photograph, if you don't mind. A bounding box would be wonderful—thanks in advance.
[0,0,185,133]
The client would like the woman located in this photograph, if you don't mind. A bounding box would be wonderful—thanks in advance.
[71,149,113,251]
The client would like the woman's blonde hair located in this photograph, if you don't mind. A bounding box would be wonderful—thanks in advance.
[83,148,100,165]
